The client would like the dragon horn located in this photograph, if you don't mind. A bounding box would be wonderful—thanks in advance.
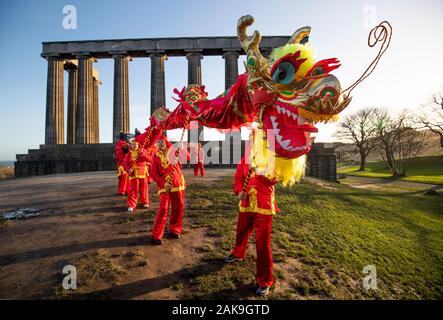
[237,15,270,80]
[287,26,311,44]
[237,15,266,61]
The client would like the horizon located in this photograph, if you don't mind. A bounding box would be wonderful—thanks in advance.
[1,0,442,160]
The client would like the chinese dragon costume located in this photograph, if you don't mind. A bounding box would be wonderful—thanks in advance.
[131,15,391,294]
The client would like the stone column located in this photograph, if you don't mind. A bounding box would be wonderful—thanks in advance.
[66,64,78,144]
[112,53,131,142]
[45,57,65,144]
[186,51,203,85]
[93,78,100,143]
[150,52,167,114]
[76,54,94,144]
[186,51,203,143]
[223,51,241,165]
[222,51,239,90]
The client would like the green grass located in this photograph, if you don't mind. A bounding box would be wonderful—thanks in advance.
[51,249,129,299]
[338,155,443,185]
[185,176,443,300]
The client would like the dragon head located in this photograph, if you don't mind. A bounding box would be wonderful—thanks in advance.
[237,15,351,161]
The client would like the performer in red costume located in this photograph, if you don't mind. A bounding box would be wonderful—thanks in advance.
[123,139,151,212]
[149,136,188,245]
[193,143,205,177]
[114,132,129,196]
[224,149,279,297]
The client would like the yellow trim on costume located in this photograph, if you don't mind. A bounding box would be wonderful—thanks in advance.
[131,149,138,160]
[117,165,126,176]
[239,205,275,215]
[158,185,186,195]
[297,107,340,123]
[156,150,170,169]
[128,165,148,180]
[238,187,276,215]
[128,149,149,179]
[231,96,248,122]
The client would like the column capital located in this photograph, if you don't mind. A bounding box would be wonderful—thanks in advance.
[148,51,168,60]
[110,51,133,60]
[42,54,65,62]
[74,51,91,57]
[222,50,240,59]
[74,52,97,62]
[185,50,203,60]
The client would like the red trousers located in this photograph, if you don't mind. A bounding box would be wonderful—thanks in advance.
[193,162,204,176]
[127,178,149,209]
[231,211,274,288]
[117,172,128,195]
[152,190,184,240]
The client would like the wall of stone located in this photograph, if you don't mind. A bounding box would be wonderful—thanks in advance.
[306,143,337,182]
[15,144,116,177]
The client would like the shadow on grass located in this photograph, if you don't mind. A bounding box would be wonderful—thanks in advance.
[83,260,227,299]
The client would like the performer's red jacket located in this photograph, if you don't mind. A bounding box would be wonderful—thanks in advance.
[150,147,188,195]
[234,156,279,215]
[123,148,151,179]
[114,140,128,174]
[114,140,125,165]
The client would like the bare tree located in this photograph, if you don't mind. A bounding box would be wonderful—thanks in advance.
[373,109,425,177]
[416,90,443,148]
[335,108,377,170]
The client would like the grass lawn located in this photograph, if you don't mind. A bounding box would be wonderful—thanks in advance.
[185,176,443,299]
[337,155,443,185]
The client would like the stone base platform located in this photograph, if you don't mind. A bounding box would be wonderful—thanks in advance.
[15,142,337,181]
[15,144,116,177]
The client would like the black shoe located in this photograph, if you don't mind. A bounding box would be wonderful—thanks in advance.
[224,254,243,263]
[256,286,270,296]
[169,232,180,239]
[152,238,162,245]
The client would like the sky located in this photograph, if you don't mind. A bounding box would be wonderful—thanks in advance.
[0,0,442,160]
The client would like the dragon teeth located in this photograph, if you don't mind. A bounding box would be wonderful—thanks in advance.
[280,140,290,148]
[270,115,309,152]
[276,105,297,121]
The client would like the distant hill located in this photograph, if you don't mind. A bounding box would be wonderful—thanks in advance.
[0,161,14,168]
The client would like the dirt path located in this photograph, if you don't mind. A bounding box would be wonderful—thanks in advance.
[339,175,440,192]
[0,169,233,299]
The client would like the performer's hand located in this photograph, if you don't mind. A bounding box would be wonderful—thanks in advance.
[165,182,172,191]
[238,191,246,200]
[128,168,134,174]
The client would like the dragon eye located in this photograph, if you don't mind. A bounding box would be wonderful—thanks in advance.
[272,61,295,85]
